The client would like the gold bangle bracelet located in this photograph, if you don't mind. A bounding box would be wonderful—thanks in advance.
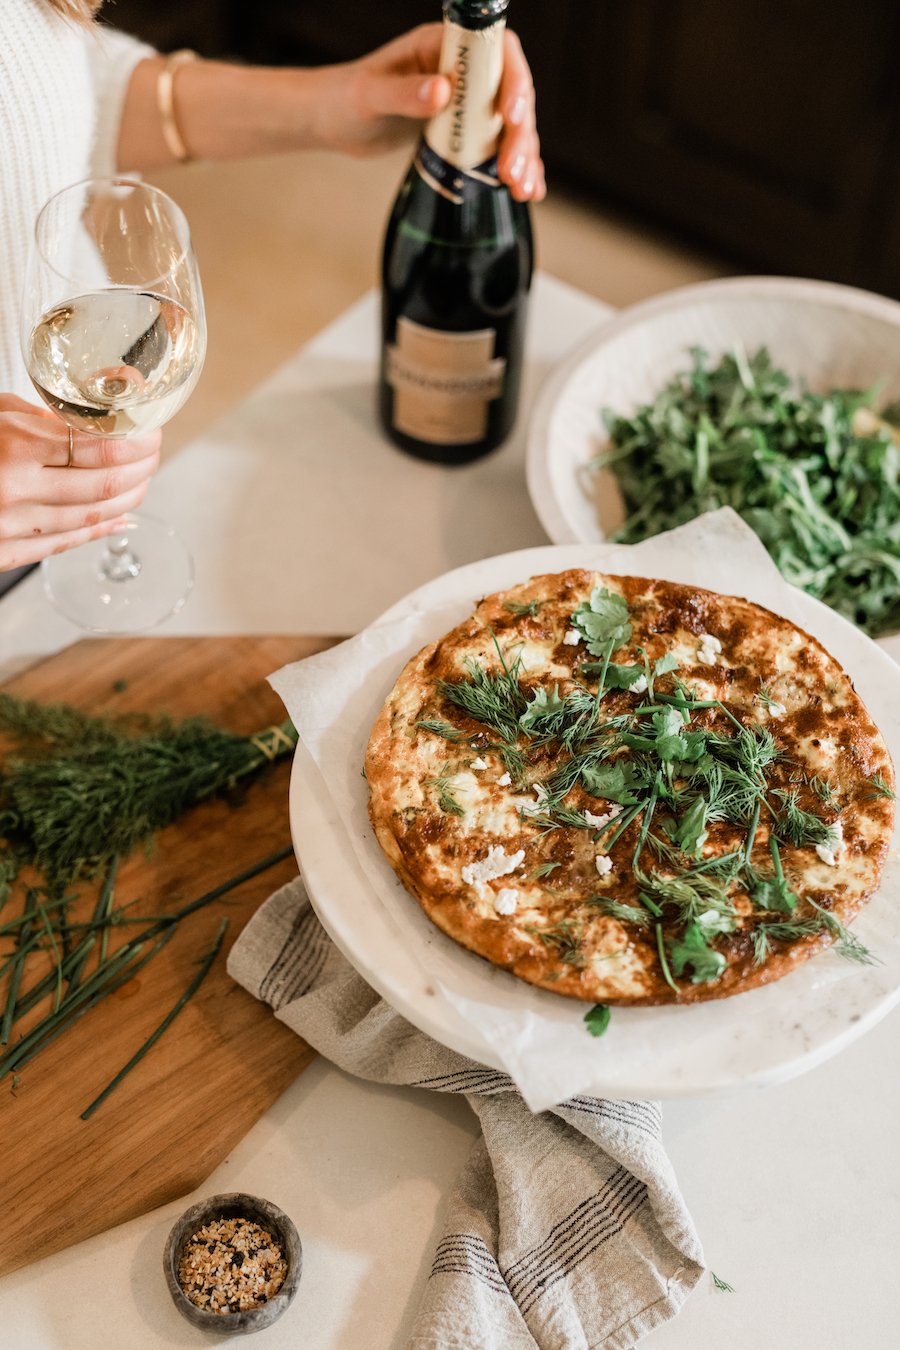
[157,49,198,164]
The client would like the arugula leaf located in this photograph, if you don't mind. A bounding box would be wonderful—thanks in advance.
[584,1004,611,1037]
[595,345,900,636]
[570,587,632,654]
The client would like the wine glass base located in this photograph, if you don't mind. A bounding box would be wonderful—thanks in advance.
[41,513,193,634]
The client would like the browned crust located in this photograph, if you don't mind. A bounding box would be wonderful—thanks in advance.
[365,570,895,1006]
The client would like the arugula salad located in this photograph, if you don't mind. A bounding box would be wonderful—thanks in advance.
[593,347,900,636]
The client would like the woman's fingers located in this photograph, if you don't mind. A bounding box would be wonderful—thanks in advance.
[0,516,132,573]
[36,451,160,506]
[35,424,162,470]
[7,478,150,540]
[0,393,57,419]
[496,31,545,201]
[363,70,452,122]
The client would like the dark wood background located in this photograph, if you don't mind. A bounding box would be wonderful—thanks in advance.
[105,0,900,298]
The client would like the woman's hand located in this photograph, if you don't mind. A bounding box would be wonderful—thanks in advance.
[0,396,160,572]
[310,23,545,200]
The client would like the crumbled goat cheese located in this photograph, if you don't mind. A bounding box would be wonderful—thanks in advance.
[563,629,581,646]
[697,633,723,666]
[520,783,550,817]
[816,819,845,868]
[768,701,787,717]
[494,888,519,916]
[595,854,613,877]
[462,846,526,887]
[584,805,621,828]
[630,673,648,695]
[497,772,512,787]
[470,757,488,771]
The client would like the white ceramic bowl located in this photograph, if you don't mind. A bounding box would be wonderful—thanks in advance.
[526,275,900,545]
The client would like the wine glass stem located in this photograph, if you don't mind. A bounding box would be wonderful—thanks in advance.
[101,533,142,582]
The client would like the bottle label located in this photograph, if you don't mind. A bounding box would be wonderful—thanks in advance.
[386,317,506,445]
[425,18,505,171]
[414,141,499,205]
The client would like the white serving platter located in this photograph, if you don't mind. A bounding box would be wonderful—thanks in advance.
[284,516,900,1106]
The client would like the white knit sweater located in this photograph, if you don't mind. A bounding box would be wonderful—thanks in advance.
[0,1,153,400]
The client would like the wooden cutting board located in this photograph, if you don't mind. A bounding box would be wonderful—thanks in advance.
[0,635,340,1276]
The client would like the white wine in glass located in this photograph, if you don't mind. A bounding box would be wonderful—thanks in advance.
[20,177,207,633]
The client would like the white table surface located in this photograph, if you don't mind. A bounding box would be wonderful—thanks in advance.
[2,274,898,1350]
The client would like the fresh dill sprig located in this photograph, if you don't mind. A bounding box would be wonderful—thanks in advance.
[864,771,896,800]
[589,896,651,928]
[415,718,471,744]
[425,767,466,817]
[0,695,298,891]
[771,789,835,848]
[524,921,584,967]
[809,774,840,808]
[436,650,527,742]
[807,899,878,966]
[752,918,821,965]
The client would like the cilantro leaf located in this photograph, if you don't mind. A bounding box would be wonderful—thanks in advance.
[582,661,645,688]
[671,795,710,858]
[580,760,644,804]
[518,684,568,735]
[584,1004,611,1037]
[669,922,727,983]
[653,653,680,679]
[570,587,632,655]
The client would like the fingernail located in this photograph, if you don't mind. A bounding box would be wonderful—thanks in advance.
[418,77,436,104]
[522,174,536,197]
[507,96,526,126]
[508,153,525,182]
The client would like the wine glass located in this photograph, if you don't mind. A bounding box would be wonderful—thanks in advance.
[20,177,206,633]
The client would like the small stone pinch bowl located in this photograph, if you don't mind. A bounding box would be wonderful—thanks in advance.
[163,1192,302,1335]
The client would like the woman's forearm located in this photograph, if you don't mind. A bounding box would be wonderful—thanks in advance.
[116,57,332,171]
[115,26,545,200]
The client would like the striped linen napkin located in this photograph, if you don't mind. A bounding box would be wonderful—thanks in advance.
[227,877,705,1350]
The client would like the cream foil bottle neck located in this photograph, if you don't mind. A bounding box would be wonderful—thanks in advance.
[424,17,506,171]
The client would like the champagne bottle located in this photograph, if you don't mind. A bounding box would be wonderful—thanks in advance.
[379,0,534,464]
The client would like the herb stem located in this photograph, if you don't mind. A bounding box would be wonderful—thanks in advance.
[80,919,228,1121]
[744,800,761,866]
[655,923,681,995]
[1,888,36,1045]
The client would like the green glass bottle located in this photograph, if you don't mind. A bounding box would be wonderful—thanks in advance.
[379,0,534,464]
